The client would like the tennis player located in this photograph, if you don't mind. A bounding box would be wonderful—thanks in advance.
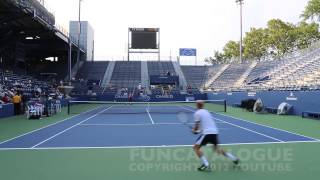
[192,100,239,171]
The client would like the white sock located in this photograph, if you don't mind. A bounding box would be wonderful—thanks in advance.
[225,152,237,161]
[200,155,209,166]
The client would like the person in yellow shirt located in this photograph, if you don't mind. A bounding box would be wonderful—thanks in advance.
[13,93,22,115]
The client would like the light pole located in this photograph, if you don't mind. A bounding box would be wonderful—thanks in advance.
[236,0,244,63]
[76,0,82,71]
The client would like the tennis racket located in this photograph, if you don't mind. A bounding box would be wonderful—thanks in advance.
[177,112,193,129]
[177,112,202,134]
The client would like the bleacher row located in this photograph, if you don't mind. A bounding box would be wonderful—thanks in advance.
[244,48,320,91]
[148,61,176,76]
[181,65,223,89]
[76,61,109,83]
[72,49,320,95]
[210,63,249,91]
[2,50,320,98]
[110,61,141,89]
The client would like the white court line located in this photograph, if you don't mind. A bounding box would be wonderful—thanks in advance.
[78,123,231,131]
[214,117,283,142]
[0,140,319,151]
[79,122,225,126]
[180,106,283,142]
[30,106,114,148]
[146,108,155,125]
[214,112,320,142]
[184,104,319,141]
[80,123,152,126]
[0,106,103,145]
[79,123,190,126]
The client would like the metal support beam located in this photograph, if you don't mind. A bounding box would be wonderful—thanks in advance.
[236,0,244,63]
[68,39,72,82]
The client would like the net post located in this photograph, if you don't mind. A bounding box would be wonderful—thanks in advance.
[224,100,227,112]
[67,101,70,115]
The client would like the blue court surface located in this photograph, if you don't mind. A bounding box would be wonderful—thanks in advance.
[0,105,318,150]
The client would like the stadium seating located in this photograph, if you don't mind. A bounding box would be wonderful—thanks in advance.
[246,61,279,84]
[71,45,320,95]
[76,61,110,84]
[244,48,320,90]
[181,65,223,89]
[1,70,51,94]
[0,68,62,108]
[147,61,176,76]
[110,61,141,89]
[209,63,250,91]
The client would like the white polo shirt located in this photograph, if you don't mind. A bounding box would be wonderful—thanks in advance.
[194,109,219,135]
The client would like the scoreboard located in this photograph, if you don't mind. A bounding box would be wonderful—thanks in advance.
[129,28,159,32]
[130,28,159,49]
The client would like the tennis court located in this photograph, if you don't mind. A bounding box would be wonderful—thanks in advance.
[1,101,320,180]
[0,101,317,149]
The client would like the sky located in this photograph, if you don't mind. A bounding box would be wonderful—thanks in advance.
[42,0,310,65]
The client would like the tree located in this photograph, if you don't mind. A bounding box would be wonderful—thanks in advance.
[295,21,320,49]
[243,28,269,60]
[213,1,320,62]
[266,19,296,57]
[223,40,240,59]
[205,51,226,64]
[301,0,320,21]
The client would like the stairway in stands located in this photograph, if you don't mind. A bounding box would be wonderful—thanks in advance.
[172,61,188,90]
[205,64,229,89]
[234,61,258,88]
[65,60,85,81]
[101,61,115,87]
[140,61,150,90]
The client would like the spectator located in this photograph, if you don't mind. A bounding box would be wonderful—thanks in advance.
[167,71,171,76]
[1,93,10,104]
[12,92,22,115]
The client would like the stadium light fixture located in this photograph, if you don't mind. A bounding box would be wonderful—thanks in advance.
[76,0,83,72]
[236,0,244,63]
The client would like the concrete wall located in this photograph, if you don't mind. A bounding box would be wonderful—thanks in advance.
[0,104,14,119]
[73,94,207,102]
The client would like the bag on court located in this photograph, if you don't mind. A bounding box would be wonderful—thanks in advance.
[253,98,264,113]
[277,102,293,115]
[241,99,256,112]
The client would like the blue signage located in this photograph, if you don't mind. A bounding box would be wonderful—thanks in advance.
[179,48,197,56]
[150,75,179,85]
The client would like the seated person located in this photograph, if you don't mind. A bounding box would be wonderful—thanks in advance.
[2,93,11,104]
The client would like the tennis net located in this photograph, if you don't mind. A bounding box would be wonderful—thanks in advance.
[67,100,227,115]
